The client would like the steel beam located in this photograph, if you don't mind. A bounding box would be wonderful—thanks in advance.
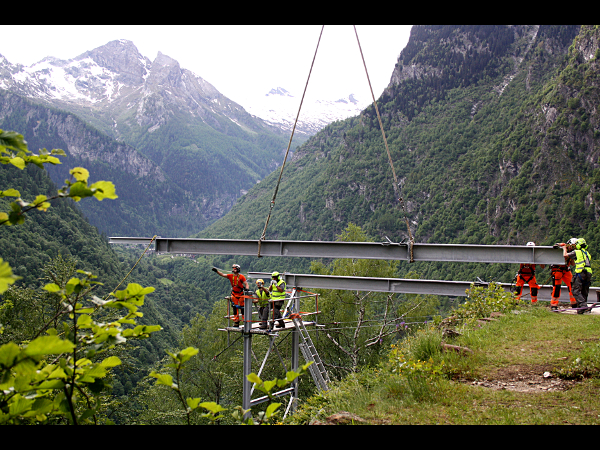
[248,272,600,303]
[108,237,567,265]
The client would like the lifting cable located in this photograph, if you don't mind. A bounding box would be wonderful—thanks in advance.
[103,235,158,301]
[257,26,414,261]
[353,26,414,260]
[257,26,325,257]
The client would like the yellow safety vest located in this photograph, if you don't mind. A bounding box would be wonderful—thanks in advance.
[271,279,286,301]
[255,289,269,307]
[574,249,592,274]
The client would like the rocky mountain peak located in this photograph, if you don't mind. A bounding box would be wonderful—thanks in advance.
[78,39,150,86]
[266,87,293,97]
[153,51,179,68]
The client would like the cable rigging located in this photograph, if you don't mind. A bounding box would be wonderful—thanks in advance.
[257,26,324,258]
[257,25,414,260]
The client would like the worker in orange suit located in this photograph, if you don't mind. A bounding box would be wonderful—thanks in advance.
[514,242,545,304]
[213,263,249,327]
[550,241,576,310]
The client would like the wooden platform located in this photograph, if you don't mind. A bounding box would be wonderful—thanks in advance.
[219,318,318,335]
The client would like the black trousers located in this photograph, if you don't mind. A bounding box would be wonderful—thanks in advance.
[270,300,285,328]
[572,271,592,308]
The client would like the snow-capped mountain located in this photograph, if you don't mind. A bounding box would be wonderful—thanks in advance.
[0,40,285,141]
[244,87,368,136]
[0,41,366,139]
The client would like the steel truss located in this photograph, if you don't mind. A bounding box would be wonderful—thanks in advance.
[248,272,600,302]
[109,237,567,265]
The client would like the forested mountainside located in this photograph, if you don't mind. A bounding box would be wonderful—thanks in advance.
[196,25,599,284]
[0,149,218,395]
[0,40,293,238]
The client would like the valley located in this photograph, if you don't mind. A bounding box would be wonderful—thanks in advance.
[1,25,599,425]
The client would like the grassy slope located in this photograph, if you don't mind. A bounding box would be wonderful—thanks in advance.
[289,305,600,425]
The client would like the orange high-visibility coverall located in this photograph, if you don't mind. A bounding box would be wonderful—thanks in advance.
[227,273,247,323]
[515,264,540,303]
[550,265,576,307]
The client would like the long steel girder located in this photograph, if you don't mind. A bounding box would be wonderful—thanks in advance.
[109,237,567,265]
[248,272,599,302]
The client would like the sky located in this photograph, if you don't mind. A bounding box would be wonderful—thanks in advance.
[1,25,412,108]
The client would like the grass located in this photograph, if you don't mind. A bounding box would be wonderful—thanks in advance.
[287,305,600,425]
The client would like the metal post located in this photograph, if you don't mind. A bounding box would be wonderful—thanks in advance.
[242,296,252,421]
[290,288,299,412]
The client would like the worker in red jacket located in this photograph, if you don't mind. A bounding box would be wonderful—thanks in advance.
[213,264,249,326]
[514,242,545,304]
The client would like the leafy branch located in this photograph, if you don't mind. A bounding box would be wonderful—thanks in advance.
[151,349,313,425]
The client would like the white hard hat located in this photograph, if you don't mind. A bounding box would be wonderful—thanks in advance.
[526,242,535,246]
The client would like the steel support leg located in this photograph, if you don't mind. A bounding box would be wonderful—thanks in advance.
[242,298,252,421]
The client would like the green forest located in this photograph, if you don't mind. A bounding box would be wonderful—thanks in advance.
[1,25,600,425]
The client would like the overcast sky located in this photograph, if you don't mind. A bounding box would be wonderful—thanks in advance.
[1,25,412,108]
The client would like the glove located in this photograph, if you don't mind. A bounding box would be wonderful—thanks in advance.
[212,267,218,273]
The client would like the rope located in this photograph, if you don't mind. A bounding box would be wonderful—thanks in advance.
[257,25,325,257]
[103,235,157,301]
[353,26,414,260]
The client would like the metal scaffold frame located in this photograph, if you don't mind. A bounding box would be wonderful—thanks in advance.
[217,287,326,419]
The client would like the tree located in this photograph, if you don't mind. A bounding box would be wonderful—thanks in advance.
[309,223,403,376]
[0,129,117,294]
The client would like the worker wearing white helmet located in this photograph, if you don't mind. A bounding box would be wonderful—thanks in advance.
[213,263,249,326]
[559,238,593,314]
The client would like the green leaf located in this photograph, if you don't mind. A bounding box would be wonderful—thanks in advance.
[9,157,25,170]
[0,342,21,368]
[90,180,118,201]
[69,167,89,182]
[0,257,21,293]
[68,181,94,201]
[32,195,51,212]
[247,373,262,385]
[262,379,277,393]
[199,402,226,414]
[8,395,35,416]
[265,402,281,418]
[36,379,66,390]
[100,356,121,368]
[177,347,199,363]
[150,371,175,388]
[24,335,75,356]
[0,189,20,198]
[186,397,202,410]
[42,283,61,293]
[0,130,28,152]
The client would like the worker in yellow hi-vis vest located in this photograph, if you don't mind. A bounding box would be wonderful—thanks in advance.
[560,238,593,314]
[253,279,270,330]
[269,271,287,329]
